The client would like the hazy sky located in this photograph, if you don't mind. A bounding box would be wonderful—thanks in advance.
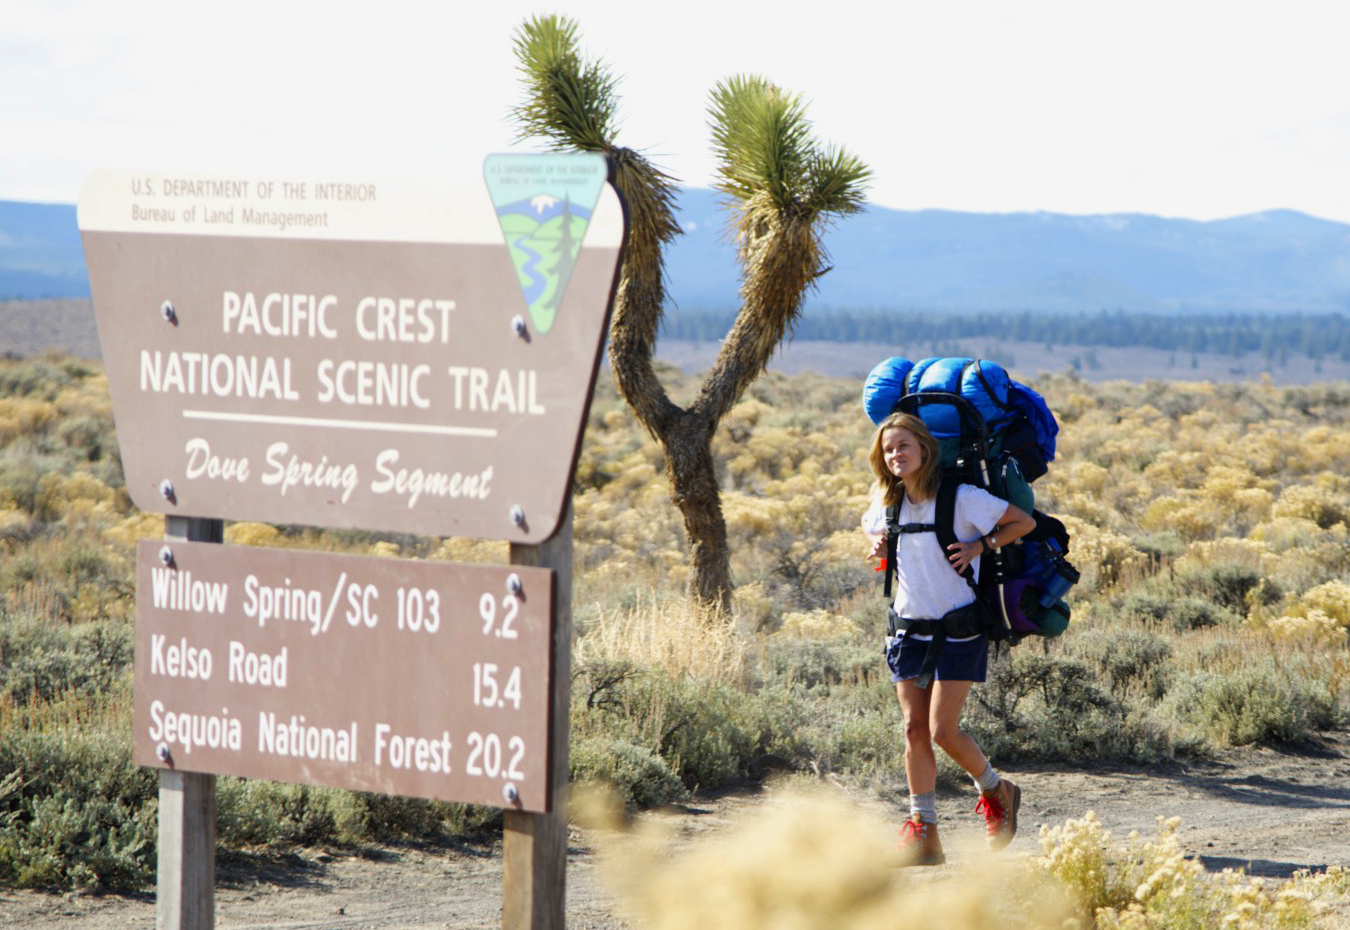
[6,0,1348,222]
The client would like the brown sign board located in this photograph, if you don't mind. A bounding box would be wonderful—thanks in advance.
[133,540,555,812]
[79,158,625,542]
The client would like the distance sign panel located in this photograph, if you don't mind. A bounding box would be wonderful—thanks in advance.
[133,541,555,812]
[79,156,625,542]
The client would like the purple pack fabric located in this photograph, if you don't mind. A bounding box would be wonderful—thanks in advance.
[1002,577,1041,633]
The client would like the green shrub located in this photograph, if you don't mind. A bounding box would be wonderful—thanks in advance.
[55,414,116,464]
[0,616,132,706]
[1165,665,1342,746]
[1068,627,1173,700]
[0,357,91,400]
[966,647,1173,764]
[815,703,908,785]
[570,737,688,811]
[0,452,58,516]
[1176,561,1279,612]
[571,664,811,797]
[757,637,878,692]
[1118,591,1241,631]
[216,781,337,848]
[1132,530,1183,563]
[217,779,501,849]
[0,728,157,891]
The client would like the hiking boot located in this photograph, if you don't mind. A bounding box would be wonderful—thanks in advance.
[975,777,1021,850]
[898,814,945,866]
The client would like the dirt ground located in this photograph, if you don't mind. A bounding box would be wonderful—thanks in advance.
[2,728,1347,929]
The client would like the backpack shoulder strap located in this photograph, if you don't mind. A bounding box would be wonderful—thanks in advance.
[883,505,900,598]
[882,501,939,597]
[935,474,977,588]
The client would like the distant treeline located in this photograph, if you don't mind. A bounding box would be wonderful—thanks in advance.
[664,309,1350,362]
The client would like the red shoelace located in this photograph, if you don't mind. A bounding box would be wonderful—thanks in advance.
[975,795,1006,834]
[899,819,929,842]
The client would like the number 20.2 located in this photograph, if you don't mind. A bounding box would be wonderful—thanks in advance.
[465,732,525,780]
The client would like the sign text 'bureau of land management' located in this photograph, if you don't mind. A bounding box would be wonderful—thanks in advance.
[78,156,626,542]
[134,541,555,811]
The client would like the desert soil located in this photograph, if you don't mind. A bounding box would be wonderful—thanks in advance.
[2,728,1347,929]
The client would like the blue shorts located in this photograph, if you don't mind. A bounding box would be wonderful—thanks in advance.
[884,633,989,684]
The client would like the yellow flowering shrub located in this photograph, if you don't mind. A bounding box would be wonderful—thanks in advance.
[1039,812,1331,930]
[1299,425,1350,472]
[1294,580,1350,626]
[102,511,164,550]
[0,396,58,442]
[1139,493,1218,540]
[1058,517,1144,591]
[225,522,282,547]
[1273,480,1349,529]
[0,505,29,535]
[775,609,857,639]
[1267,611,1344,648]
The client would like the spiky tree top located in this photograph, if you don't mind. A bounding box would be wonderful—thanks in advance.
[513,15,684,435]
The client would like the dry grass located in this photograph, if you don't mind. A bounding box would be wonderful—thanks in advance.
[575,591,748,686]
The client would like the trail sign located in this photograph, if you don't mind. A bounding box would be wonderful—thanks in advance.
[78,156,625,542]
[134,540,555,811]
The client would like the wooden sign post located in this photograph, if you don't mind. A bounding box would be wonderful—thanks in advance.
[80,157,626,930]
[505,506,572,930]
[158,515,222,930]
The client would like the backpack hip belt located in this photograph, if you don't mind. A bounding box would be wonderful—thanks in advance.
[886,603,983,639]
[887,602,986,689]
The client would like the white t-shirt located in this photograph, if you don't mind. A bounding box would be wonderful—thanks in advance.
[863,484,1008,630]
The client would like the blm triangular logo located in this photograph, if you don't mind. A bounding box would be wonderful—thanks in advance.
[484,153,609,334]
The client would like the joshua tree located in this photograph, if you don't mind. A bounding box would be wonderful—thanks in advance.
[512,15,869,613]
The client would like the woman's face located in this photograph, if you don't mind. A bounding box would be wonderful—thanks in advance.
[881,426,925,480]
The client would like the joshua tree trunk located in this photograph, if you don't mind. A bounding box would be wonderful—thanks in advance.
[664,415,731,611]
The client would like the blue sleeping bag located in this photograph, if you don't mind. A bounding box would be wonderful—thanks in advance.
[862,356,1058,468]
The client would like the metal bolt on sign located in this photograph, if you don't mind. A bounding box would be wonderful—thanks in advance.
[160,301,177,324]
[157,743,171,762]
[506,573,523,596]
[510,505,526,527]
[159,479,175,502]
[511,315,528,337]
[502,783,519,804]
[159,546,175,567]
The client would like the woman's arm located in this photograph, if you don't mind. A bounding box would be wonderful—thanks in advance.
[861,500,888,561]
[946,503,1036,573]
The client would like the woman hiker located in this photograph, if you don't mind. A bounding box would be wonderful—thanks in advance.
[862,411,1036,865]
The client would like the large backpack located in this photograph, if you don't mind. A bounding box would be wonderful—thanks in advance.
[864,357,1078,669]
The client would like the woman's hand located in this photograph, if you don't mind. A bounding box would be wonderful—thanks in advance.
[946,539,984,574]
[865,533,886,561]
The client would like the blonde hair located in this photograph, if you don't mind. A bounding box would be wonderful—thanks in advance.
[868,412,940,508]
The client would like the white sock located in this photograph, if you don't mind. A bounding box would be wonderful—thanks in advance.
[974,763,999,794]
[909,792,937,824]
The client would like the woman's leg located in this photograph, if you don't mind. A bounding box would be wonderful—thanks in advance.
[927,679,990,778]
[895,680,936,794]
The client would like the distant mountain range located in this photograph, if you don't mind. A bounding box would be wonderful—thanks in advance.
[4,192,1348,314]
[0,201,87,299]
[667,189,1350,314]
